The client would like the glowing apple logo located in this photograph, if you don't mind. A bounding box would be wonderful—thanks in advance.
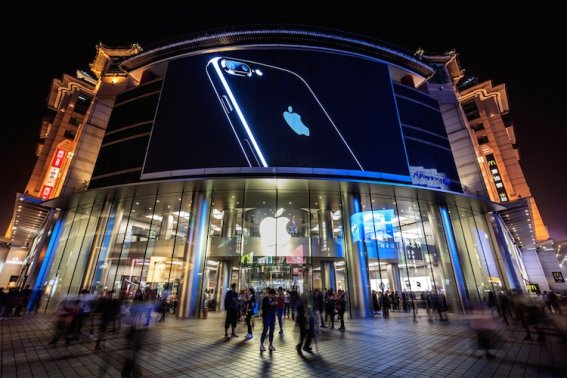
[283,106,310,136]
[259,208,291,249]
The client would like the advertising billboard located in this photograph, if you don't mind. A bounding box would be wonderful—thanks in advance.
[350,209,398,260]
[39,147,67,200]
[142,48,411,181]
[486,153,509,202]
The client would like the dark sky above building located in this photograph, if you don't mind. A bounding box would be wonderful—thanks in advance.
[1,1,565,240]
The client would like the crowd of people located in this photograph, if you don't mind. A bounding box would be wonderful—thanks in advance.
[472,289,567,358]
[222,285,349,354]
[2,281,566,371]
[0,285,39,317]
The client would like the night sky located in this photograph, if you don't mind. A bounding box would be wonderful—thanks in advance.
[1,1,565,240]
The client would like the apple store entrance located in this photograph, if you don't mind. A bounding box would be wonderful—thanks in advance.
[203,257,312,313]
[243,259,309,293]
[202,189,347,313]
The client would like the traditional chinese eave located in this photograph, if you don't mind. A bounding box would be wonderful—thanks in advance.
[421,50,465,84]
[89,42,143,79]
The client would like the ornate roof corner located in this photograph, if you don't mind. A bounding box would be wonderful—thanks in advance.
[89,42,144,79]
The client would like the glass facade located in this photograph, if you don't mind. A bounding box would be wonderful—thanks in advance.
[32,179,520,318]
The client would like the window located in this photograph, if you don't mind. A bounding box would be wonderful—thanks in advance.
[477,135,489,145]
[74,95,92,115]
[64,130,76,140]
[462,100,480,121]
[471,122,485,132]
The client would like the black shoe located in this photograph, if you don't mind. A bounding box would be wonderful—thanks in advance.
[485,352,496,359]
[338,327,345,331]
[303,346,313,353]
[296,344,302,354]
[231,333,239,338]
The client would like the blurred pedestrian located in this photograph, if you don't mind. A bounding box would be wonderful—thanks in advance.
[337,289,347,331]
[487,291,497,314]
[48,297,80,347]
[296,292,314,354]
[498,291,510,325]
[95,290,120,350]
[372,290,379,315]
[470,315,498,359]
[276,287,285,335]
[260,288,277,352]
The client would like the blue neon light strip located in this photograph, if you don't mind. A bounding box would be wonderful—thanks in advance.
[28,217,63,311]
[93,214,115,287]
[440,207,467,308]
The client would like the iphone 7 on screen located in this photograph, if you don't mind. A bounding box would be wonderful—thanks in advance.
[206,57,363,171]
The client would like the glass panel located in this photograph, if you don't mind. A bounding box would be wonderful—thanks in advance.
[145,193,187,298]
[168,191,193,314]
[449,204,487,309]
[366,193,398,297]
[395,198,433,314]
[205,190,244,312]
[44,203,91,309]
[422,201,462,313]
[101,197,135,293]
[111,193,157,300]
[93,198,133,294]
[311,190,342,293]
[240,189,312,295]
[473,211,504,293]
[67,202,103,294]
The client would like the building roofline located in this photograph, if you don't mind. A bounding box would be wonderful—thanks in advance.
[120,26,435,77]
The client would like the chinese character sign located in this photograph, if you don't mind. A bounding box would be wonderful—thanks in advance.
[485,154,509,202]
[39,148,67,200]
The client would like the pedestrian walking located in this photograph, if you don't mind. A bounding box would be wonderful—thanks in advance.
[224,283,239,339]
[245,288,256,340]
[260,288,277,352]
[337,289,347,331]
[276,287,286,334]
[296,292,314,354]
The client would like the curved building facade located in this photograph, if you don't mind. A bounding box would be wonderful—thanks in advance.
[21,28,526,318]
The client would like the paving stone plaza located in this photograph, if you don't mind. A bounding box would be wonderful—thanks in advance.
[1,310,565,377]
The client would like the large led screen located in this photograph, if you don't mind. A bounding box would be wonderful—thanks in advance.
[351,210,398,260]
[142,48,411,181]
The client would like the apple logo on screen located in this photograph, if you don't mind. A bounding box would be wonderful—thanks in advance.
[259,208,291,248]
[283,106,310,136]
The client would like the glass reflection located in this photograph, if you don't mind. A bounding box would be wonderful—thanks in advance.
[32,180,516,319]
